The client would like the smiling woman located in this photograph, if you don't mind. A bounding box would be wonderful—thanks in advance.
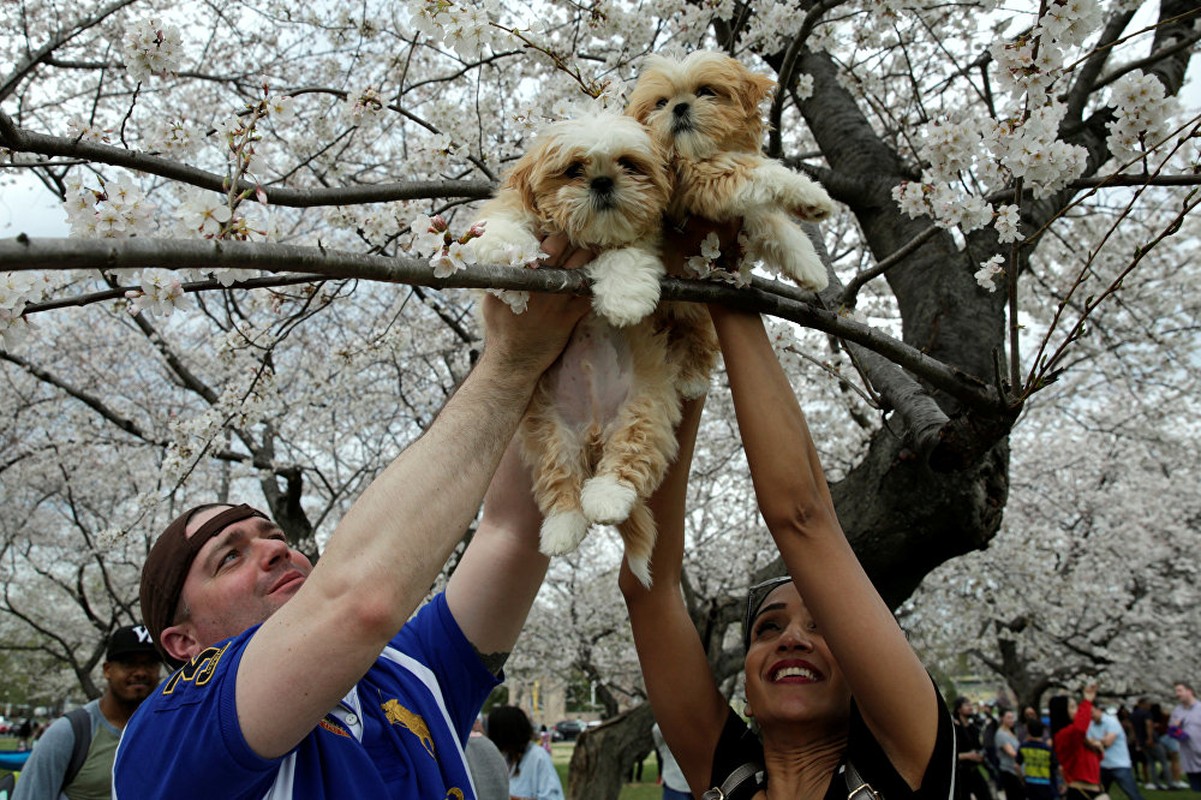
[620,306,956,800]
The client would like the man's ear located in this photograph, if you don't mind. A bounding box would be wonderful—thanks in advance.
[160,624,198,665]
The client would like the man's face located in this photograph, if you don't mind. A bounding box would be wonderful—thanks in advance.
[1176,684,1195,704]
[958,701,975,720]
[168,506,313,661]
[1091,704,1103,722]
[104,653,163,705]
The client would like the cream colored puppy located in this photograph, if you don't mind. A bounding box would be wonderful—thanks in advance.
[472,112,711,586]
[627,51,835,289]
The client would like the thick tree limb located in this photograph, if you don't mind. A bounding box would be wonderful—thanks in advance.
[0,235,1007,414]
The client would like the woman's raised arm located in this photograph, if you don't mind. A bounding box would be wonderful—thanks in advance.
[618,397,730,795]
[709,305,940,789]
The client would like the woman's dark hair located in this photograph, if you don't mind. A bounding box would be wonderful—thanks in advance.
[487,705,533,773]
[953,696,971,715]
[1048,695,1071,736]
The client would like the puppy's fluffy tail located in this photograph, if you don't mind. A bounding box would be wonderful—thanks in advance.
[618,503,656,588]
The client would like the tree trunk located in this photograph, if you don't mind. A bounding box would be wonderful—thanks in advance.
[567,704,654,800]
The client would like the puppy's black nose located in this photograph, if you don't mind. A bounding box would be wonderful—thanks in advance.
[591,176,614,194]
[673,102,690,118]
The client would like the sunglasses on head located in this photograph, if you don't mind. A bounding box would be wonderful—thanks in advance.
[742,575,793,651]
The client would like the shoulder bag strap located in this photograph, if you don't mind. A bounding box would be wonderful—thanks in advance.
[61,707,92,792]
[701,761,766,800]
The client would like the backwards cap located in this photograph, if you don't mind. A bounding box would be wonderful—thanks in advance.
[140,504,267,664]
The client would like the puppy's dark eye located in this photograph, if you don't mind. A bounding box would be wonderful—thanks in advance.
[654,98,667,109]
[618,158,643,175]
[564,162,584,179]
[696,85,716,97]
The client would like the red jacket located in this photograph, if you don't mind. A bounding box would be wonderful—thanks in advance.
[1054,699,1101,785]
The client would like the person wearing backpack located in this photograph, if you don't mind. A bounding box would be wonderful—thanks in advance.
[13,625,162,800]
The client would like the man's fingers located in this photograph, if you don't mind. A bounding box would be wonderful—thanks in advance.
[539,233,594,270]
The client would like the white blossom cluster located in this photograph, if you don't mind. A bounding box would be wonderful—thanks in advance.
[405,0,500,60]
[125,267,188,317]
[1106,72,1177,165]
[685,232,751,288]
[0,272,52,349]
[407,212,481,279]
[893,0,1106,264]
[64,173,157,239]
[121,17,183,82]
[342,86,385,122]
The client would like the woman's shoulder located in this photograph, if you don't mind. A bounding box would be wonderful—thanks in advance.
[840,691,955,800]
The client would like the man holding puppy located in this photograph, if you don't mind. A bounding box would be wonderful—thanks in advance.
[113,261,590,799]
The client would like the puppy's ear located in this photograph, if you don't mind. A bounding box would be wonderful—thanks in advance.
[735,66,776,117]
[504,147,542,215]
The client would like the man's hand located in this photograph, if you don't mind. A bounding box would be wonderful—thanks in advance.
[481,232,591,375]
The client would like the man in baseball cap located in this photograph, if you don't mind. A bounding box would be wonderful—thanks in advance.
[14,625,162,800]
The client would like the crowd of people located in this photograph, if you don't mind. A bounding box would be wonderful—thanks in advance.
[953,682,1201,800]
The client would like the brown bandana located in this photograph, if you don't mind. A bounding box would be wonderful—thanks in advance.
[141,503,268,665]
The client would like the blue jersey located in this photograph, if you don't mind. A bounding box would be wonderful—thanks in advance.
[114,593,498,799]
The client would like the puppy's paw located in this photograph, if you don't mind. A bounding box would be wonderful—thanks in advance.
[789,187,835,222]
[580,475,637,525]
[774,243,828,291]
[589,248,663,326]
[593,287,659,327]
[540,510,590,556]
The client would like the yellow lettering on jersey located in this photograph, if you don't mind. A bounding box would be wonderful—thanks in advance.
[162,644,229,695]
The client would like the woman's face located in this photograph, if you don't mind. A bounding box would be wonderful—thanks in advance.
[1002,710,1016,728]
[744,582,851,732]
[1068,698,1078,718]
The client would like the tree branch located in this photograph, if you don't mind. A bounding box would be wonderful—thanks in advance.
[0,114,492,206]
[0,0,140,102]
[1,235,1007,414]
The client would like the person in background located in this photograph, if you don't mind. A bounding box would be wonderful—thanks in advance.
[1087,703,1145,800]
[651,722,690,800]
[1018,719,1057,800]
[1153,701,1190,788]
[464,714,509,800]
[487,706,564,800]
[15,625,162,800]
[994,708,1024,800]
[1048,683,1103,800]
[1169,681,1201,791]
[1142,700,1173,790]
[538,724,553,754]
[956,697,996,800]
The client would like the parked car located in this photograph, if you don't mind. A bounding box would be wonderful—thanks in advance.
[552,719,588,741]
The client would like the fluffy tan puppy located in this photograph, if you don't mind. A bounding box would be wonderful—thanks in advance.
[627,51,835,289]
[472,112,715,586]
